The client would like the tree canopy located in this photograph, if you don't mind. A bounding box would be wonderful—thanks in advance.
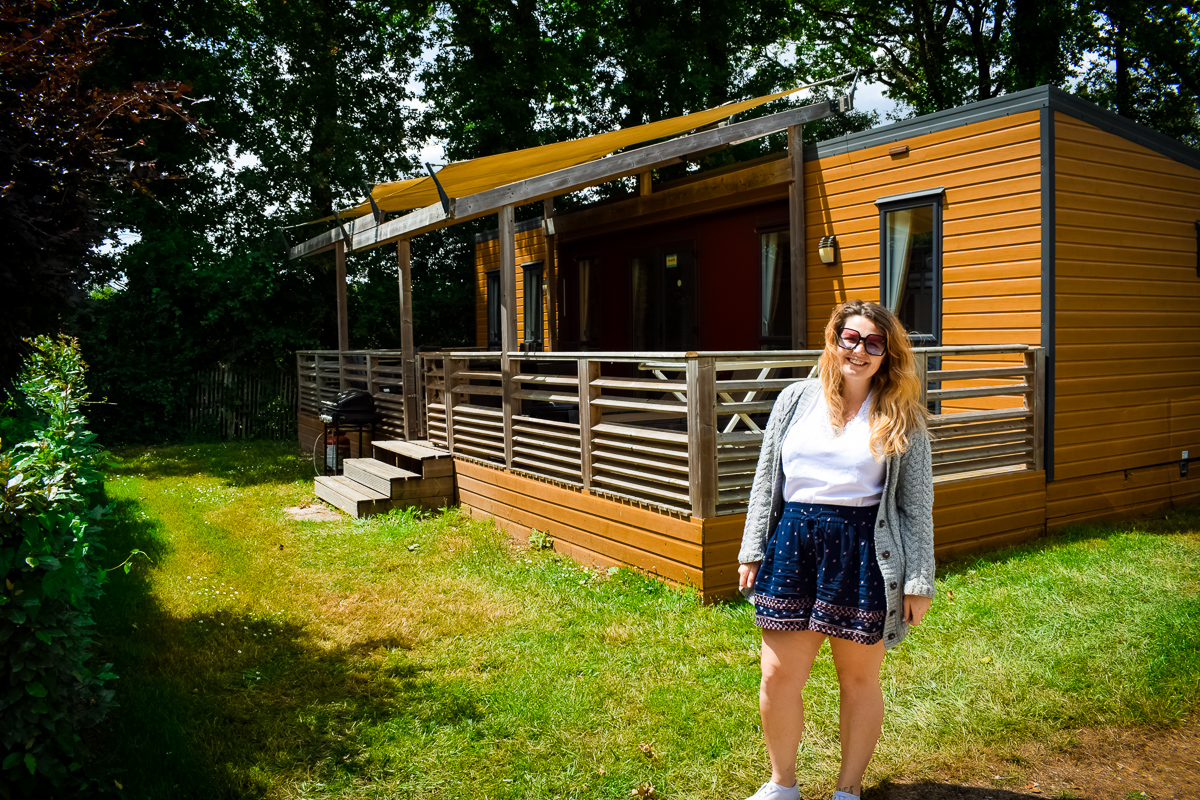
[1,0,1194,440]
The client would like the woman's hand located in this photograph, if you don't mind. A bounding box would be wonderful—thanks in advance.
[904,594,932,625]
[738,561,761,593]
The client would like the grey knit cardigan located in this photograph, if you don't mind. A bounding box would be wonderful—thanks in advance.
[738,379,936,649]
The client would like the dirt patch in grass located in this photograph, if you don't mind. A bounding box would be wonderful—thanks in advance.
[870,716,1200,799]
[283,503,342,521]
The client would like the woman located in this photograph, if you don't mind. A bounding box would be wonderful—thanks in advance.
[738,299,935,800]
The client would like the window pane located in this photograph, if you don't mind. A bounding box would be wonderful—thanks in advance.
[486,270,500,350]
[884,205,935,344]
[523,265,544,349]
[761,231,791,340]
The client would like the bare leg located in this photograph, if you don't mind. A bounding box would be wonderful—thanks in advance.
[827,636,887,797]
[759,629,826,788]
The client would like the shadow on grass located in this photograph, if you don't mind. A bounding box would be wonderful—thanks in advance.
[107,440,315,488]
[90,495,464,799]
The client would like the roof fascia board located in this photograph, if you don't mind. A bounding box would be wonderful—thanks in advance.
[805,84,1200,172]
[1043,85,1200,172]
[805,86,1052,161]
[452,101,832,220]
[287,208,390,260]
[290,100,832,259]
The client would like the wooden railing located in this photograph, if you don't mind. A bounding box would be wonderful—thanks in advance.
[296,350,422,441]
[420,345,1045,517]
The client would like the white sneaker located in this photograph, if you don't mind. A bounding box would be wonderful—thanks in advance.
[744,779,801,800]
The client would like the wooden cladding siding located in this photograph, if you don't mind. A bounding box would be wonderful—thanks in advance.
[457,457,1053,602]
[932,471,1047,559]
[803,111,1043,350]
[475,224,553,350]
[1050,112,1200,523]
[456,458,709,590]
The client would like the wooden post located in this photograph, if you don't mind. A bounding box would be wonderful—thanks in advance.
[499,205,517,468]
[443,355,460,455]
[543,198,558,351]
[787,125,806,350]
[397,239,419,440]
[577,358,601,491]
[687,356,718,519]
[335,239,349,353]
[639,171,652,196]
[1029,347,1046,472]
[499,204,518,353]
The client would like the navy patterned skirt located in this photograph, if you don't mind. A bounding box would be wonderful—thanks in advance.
[753,502,887,645]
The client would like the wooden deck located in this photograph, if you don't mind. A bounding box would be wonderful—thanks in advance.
[299,345,1059,599]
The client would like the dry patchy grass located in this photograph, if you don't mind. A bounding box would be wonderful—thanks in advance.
[89,442,1200,800]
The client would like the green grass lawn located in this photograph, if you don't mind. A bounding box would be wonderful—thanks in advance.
[91,441,1200,800]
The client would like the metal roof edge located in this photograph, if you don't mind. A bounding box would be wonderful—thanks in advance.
[804,86,1052,161]
[804,85,1200,173]
[1043,85,1200,172]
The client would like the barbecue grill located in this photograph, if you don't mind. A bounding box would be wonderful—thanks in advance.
[320,389,378,426]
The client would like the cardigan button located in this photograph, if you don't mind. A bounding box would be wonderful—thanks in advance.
[881,550,890,559]
[877,520,884,528]
[889,610,895,617]
[889,582,897,590]
[887,633,895,641]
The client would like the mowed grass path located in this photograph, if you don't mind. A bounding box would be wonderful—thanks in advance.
[93,442,1200,799]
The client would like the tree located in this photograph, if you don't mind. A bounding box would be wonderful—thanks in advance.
[1074,1,1200,147]
[0,0,196,386]
[69,0,435,441]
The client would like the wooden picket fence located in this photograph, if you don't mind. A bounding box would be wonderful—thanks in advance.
[188,366,298,440]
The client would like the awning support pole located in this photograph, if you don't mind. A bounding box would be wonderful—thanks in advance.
[499,204,517,469]
[788,124,807,350]
[543,197,558,351]
[397,238,419,440]
[335,239,349,353]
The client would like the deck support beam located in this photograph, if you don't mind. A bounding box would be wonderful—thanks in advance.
[787,125,806,350]
[335,239,349,353]
[499,204,517,468]
[397,239,419,440]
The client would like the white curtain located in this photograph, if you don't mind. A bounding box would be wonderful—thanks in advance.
[886,210,914,314]
[578,259,593,346]
[631,258,649,348]
[761,233,780,337]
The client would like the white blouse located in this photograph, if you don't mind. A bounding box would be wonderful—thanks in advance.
[781,390,885,507]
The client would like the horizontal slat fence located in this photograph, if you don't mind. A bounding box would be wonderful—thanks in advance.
[189,366,298,440]
[296,350,422,443]
[420,346,1045,519]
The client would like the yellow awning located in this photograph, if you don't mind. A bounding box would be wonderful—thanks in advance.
[346,85,807,218]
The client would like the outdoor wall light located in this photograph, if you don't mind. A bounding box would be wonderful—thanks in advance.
[818,235,838,265]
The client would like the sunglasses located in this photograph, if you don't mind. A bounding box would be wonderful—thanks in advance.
[837,327,887,357]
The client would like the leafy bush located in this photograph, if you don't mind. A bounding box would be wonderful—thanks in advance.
[1,335,117,795]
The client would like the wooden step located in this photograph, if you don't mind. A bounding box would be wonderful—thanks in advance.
[344,458,419,498]
[371,439,454,478]
[315,475,388,517]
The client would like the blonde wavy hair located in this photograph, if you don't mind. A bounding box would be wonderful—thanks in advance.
[816,299,927,460]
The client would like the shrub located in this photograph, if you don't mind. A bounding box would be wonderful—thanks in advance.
[1,335,116,795]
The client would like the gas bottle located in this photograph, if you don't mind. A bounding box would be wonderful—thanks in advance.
[325,429,351,473]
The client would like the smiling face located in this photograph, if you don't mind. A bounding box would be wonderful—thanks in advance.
[837,314,886,387]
